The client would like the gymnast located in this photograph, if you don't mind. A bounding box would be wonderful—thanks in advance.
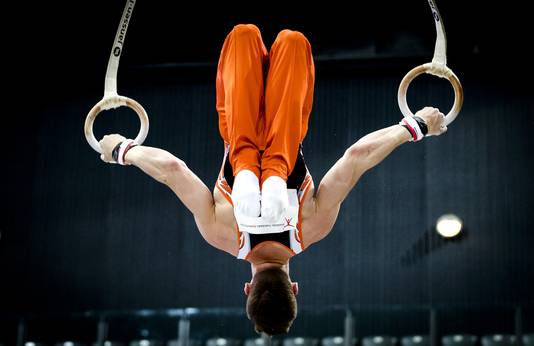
[97,24,448,335]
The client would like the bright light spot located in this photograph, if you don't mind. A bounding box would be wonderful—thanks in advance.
[436,214,463,238]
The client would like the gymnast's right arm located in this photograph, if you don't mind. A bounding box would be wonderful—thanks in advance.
[99,134,217,236]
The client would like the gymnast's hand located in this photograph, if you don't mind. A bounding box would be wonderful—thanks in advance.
[415,107,447,136]
[99,134,126,163]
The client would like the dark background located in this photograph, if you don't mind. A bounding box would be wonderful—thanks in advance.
[1,0,533,340]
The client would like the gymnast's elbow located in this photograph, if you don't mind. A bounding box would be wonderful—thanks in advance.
[158,157,188,185]
[344,143,373,171]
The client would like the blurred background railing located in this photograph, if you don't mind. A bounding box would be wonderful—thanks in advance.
[1,304,533,346]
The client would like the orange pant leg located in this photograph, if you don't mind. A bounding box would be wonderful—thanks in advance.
[261,29,315,185]
[216,24,268,178]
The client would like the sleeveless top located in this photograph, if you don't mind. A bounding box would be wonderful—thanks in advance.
[215,145,314,260]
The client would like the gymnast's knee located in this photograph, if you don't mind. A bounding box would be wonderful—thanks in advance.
[232,24,262,41]
[275,29,310,47]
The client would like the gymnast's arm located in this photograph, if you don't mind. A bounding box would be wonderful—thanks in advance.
[307,107,445,243]
[99,135,219,243]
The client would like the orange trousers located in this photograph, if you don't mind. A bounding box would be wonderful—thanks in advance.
[216,24,315,185]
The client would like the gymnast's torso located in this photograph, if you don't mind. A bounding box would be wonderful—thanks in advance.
[212,183,319,257]
[207,147,336,258]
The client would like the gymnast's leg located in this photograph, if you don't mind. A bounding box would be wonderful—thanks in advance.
[216,24,268,217]
[261,29,315,219]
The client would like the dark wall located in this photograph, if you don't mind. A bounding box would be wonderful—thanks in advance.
[1,3,534,338]
[1,57,533,315]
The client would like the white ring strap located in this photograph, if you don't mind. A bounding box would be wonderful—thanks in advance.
[104,0,135,98]
[397,0,464,127]
[428,0,447,67]
[84,0,149,153]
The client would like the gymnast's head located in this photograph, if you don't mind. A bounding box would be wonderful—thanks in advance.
[244,267,299,335]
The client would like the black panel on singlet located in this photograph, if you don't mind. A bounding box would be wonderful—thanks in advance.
[223,145,307,190]
[249,230,291,249]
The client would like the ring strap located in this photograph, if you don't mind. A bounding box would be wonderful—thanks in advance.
[428,0,447,67]
[105,0,137,98]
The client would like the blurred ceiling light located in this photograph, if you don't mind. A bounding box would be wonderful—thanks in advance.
[436,214,463,238]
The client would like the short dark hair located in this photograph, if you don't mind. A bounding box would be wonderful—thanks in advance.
[246,267,297,335]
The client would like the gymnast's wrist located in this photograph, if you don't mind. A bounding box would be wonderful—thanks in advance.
[112,139,139,165]
[397,125,413,142]
[399,116,428,142]
[122,144,142,165]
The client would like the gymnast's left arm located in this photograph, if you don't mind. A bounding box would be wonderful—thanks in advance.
[99,134,216,230]
[311,107,445,231]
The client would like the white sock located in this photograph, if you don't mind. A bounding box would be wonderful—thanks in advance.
[231,170,261,217]
[261,176,289,220]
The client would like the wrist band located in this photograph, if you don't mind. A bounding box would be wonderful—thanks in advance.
[112,139,138,165]
[112,142,122,162]
[413,116,428,136]
[399,117,425,142]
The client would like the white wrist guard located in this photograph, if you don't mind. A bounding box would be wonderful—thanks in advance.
[399,116,425,142]
[112,139,138,165]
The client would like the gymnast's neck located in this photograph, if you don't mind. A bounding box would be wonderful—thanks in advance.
[248,242,292,275]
